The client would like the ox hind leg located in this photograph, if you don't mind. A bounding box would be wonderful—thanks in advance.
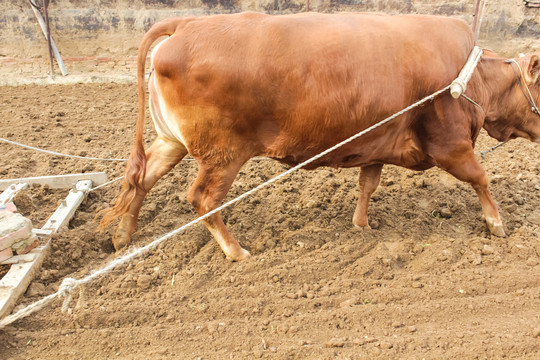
[434,144,506,237]
[113,137,187,250]
[353,164,383,228]
[187,159,250,262]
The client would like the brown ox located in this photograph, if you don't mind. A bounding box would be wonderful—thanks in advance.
[100,12,540,261]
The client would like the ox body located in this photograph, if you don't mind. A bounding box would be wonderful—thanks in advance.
[101,12,540,261]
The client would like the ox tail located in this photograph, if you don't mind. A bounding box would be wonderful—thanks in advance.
[99,18,181,230]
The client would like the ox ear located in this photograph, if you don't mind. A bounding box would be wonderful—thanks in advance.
[525,55,540,85]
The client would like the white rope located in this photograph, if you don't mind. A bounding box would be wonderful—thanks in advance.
[0,137,262,163]
[0,83,452,329]
[0,137,128,162]
[88,176,125,192]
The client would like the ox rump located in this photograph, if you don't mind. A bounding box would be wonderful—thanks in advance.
[100,12,540,261]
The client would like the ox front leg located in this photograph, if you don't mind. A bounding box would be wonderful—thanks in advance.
[353,164,383,228]
[435,146,506,237]
[114,137,187,250]
[187,161,250,261]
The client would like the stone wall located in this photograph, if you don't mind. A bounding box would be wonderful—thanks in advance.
[0,0,538,82]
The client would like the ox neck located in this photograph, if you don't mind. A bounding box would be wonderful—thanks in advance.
[473,56,517,141]
[475,55,516,113]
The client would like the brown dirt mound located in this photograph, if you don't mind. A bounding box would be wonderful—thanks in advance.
[0,83,539,359]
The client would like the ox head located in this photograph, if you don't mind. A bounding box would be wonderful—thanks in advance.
[483,54,540,143]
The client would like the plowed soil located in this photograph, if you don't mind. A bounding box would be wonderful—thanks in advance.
[0,83,539,359]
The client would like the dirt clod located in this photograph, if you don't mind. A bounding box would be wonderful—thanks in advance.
[325,338,346,348]
[136,275,152,289]
[406,326,418,333]
[25,282,46,297]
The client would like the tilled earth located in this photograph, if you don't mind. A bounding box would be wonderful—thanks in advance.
[0,83,539,359]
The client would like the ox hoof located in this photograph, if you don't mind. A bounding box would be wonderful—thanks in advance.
[352,218,371,229]
[225,247,251,262]
[112,230,132,251]
[488,224,506,237]
[353,223,372,230]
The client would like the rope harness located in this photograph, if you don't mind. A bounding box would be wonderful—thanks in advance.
[505,59,540,116]
[450,46,485,112]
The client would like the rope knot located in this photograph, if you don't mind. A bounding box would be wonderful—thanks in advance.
[59,277,77,313]
[59,277,77,296]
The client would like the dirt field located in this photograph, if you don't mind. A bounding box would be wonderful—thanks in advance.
[0,79,539,359]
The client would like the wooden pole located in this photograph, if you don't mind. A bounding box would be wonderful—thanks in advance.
[471,0,482,41]
[43,0,54,75]
[0,173,108,191]
[29,0,68,76]
[0,180,92,319]
[476,0,488,42]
